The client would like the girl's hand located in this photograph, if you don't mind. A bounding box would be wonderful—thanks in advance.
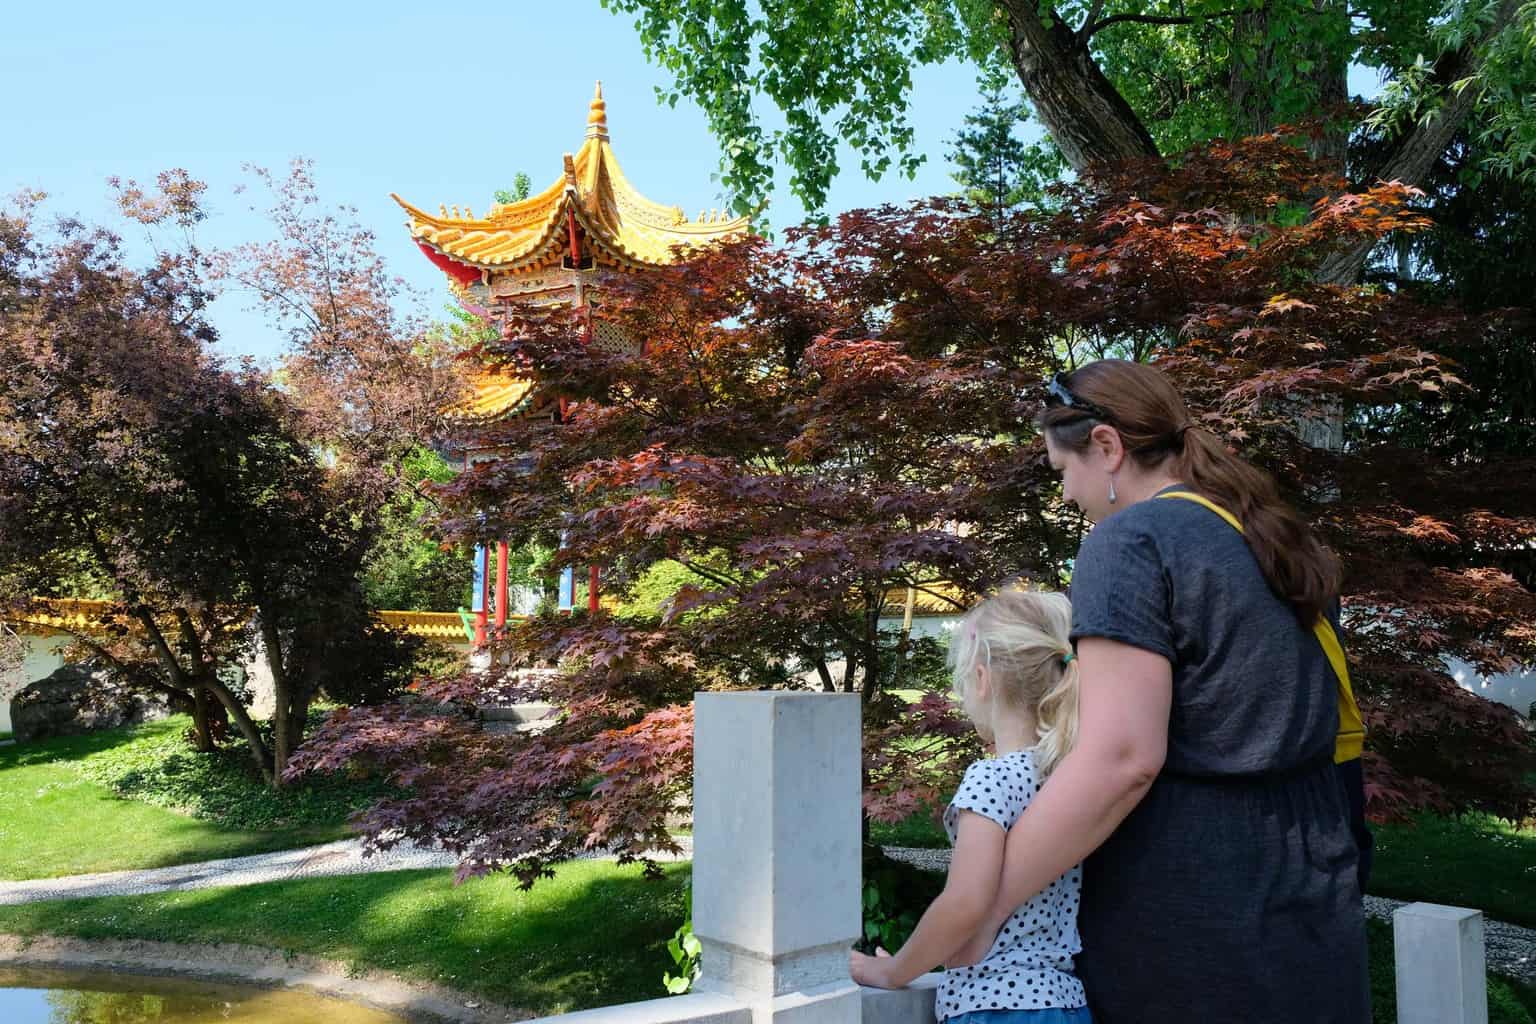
[849,947,900,989]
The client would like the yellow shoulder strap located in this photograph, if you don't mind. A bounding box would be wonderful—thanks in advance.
[1156,491,1364,763]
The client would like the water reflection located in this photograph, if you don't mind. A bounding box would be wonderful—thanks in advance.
[0,968,408,1023]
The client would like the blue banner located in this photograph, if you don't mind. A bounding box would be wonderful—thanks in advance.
[471,545,486,613]
[558,565,575,612]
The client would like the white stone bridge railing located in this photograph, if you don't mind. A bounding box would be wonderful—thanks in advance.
[543,693,1491,1024]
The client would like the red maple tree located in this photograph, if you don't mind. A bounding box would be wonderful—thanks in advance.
[292,132,1535,883]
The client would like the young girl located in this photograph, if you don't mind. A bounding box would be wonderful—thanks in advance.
[849,589,1091,1024]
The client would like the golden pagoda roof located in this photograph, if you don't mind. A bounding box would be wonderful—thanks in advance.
[446,369,537,423]
[393,83,749,275]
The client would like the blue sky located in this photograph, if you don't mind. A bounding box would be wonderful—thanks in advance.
[1,2,997,362]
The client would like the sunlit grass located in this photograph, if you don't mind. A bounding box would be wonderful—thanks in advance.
[0,861,691,1015]
[0,721,350,879]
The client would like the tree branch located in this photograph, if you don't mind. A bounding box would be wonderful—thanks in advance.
[1077,0,1109,42]
[1314,0,1521,284]
[1084,9,1239,38]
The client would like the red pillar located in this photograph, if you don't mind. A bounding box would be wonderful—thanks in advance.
[588,564,600,614]
[495,542,510,629]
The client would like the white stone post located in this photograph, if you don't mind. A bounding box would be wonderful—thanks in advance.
[1394,903,1488,1024]
[692,692,863,1024]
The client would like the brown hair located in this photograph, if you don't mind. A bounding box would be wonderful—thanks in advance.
[1041,359,1339,624]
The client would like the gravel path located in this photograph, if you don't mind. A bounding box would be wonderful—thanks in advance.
[883,847,1536,987]
[0,834,693,907]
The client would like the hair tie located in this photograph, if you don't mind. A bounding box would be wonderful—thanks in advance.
[1060,651,1075,667]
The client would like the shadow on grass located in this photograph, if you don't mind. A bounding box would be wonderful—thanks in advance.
[0,861,692,1016]
[0,719,189,771]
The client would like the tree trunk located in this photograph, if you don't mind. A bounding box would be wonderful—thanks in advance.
[998,0,1161,174]
[202,674,275,785]
[274,688,312,788]
[258,612,292,789]
[1314,0,1521,284]
[814,656,836,693]
[860,602,882,700]
[190,687,216,752]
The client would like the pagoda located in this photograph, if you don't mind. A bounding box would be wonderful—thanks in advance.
[395,82,748,639]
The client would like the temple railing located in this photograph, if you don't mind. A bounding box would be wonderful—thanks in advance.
[7,598,514,643]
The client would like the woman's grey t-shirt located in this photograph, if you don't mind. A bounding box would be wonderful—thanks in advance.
[1066,486,1368,1023]
[934,749,1086,1020]
[1069,489,1338,776]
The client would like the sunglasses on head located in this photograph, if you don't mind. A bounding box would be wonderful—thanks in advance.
[1045,373,1116,424]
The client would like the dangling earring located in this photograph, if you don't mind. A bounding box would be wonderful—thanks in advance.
[1108,476,1118,505]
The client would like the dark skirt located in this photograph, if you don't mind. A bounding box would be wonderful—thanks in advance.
[1076,759,1369,1023]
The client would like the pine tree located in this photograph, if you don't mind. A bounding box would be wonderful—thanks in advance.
[947,65,1046,219]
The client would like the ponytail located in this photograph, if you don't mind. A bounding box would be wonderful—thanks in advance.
[949,588,1082,775]
[1175,427,1339,624]
[1032,656,1080,775]
[1041,360,1338,625]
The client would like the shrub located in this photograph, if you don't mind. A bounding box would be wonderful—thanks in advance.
[73,716,396,831]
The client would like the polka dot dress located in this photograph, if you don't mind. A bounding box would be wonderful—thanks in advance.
[934,750,1087,1019]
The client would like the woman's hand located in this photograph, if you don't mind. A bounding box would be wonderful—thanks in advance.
[849,947,900,989]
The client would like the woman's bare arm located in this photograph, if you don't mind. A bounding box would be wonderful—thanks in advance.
[960,637,1172,956]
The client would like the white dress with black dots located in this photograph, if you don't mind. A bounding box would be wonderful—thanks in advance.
[933,749,1087,1021]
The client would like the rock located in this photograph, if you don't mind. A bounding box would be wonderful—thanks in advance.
[10,663,162,743]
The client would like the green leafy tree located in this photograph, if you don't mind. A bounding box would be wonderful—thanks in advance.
[361,447,472,611]
[599,0,1536,281]
[948,64,1063,217]
[494,172,534,205]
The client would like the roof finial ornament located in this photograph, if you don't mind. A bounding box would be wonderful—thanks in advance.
[586,80,609,140]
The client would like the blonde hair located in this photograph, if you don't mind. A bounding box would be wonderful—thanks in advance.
[948,589,1080,775]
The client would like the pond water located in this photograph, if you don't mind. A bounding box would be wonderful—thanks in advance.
[0,967,409,1023]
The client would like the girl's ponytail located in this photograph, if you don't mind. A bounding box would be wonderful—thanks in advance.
[949,589,1083,775]
[1032,653,1080,775]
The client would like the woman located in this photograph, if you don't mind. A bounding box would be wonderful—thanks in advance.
[970,359,1369,1022]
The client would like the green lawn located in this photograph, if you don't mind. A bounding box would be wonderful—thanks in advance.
[1371,813,1536,928]
[0,862,1525,1022]
[0,861,691,1016]
[871,807,1536,933]
[0,720,357,880]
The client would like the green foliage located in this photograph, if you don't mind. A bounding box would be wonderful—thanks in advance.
[597,0,1536,206]
[878,632,952,696]
[856,848,945,955]
[613,558,726,620]
[361,447,471,612]
[495,172,534,205]
[0,861,693,1016]
[868,809,950,850]
[661,895,702,994]
[597,0,1001,213]
[71,714,396,832]
[949,64,1043,216]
